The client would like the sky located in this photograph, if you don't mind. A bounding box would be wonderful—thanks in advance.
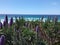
[0,0,60,14]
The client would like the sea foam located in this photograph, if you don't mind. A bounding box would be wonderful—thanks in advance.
[0,17,47,24]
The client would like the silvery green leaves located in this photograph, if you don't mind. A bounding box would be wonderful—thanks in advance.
[22,28,36,45]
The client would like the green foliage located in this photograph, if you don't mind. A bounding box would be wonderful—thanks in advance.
[22,28,36,42]
[43,22,48,29]
[0,16,60,45]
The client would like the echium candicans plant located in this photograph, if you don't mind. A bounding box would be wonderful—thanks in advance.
[3,15,8,28]
[9,17,13,26]
[15,16,20,29]
[24,22,28,27]
[47,16,51,23]
[3,20,6,27]
[53,16,58,25]
[35,25,39,32]
[35,25,42,45]
[13,25,20,45]
[4,15,8,27]
[16,29,20,40]
[0,21,2,29]
[5,15,8,24]
[35,25,40,38]
[19,16,25,27]
[0,35,5,45]
[41,16,44,22]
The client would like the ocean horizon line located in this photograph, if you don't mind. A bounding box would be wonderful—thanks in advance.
[0,14,60,15]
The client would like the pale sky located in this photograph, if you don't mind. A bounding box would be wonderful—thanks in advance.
[0,0,60,14]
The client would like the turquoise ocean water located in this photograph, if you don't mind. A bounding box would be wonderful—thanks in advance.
[0,14,60,23]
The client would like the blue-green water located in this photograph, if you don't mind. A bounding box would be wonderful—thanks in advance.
[0,14,60,23]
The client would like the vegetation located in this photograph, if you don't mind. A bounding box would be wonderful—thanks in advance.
[0,15,60,45]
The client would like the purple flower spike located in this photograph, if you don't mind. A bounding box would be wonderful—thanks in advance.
[0,35,5,45]
[4,15,8,26]
[0,37,1,44]
[54,16,58,23]
[5,15,8,24]
[3,21,6,27]
[10,17,13,26]
[0,22,2,29]
[35,25,39,32]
